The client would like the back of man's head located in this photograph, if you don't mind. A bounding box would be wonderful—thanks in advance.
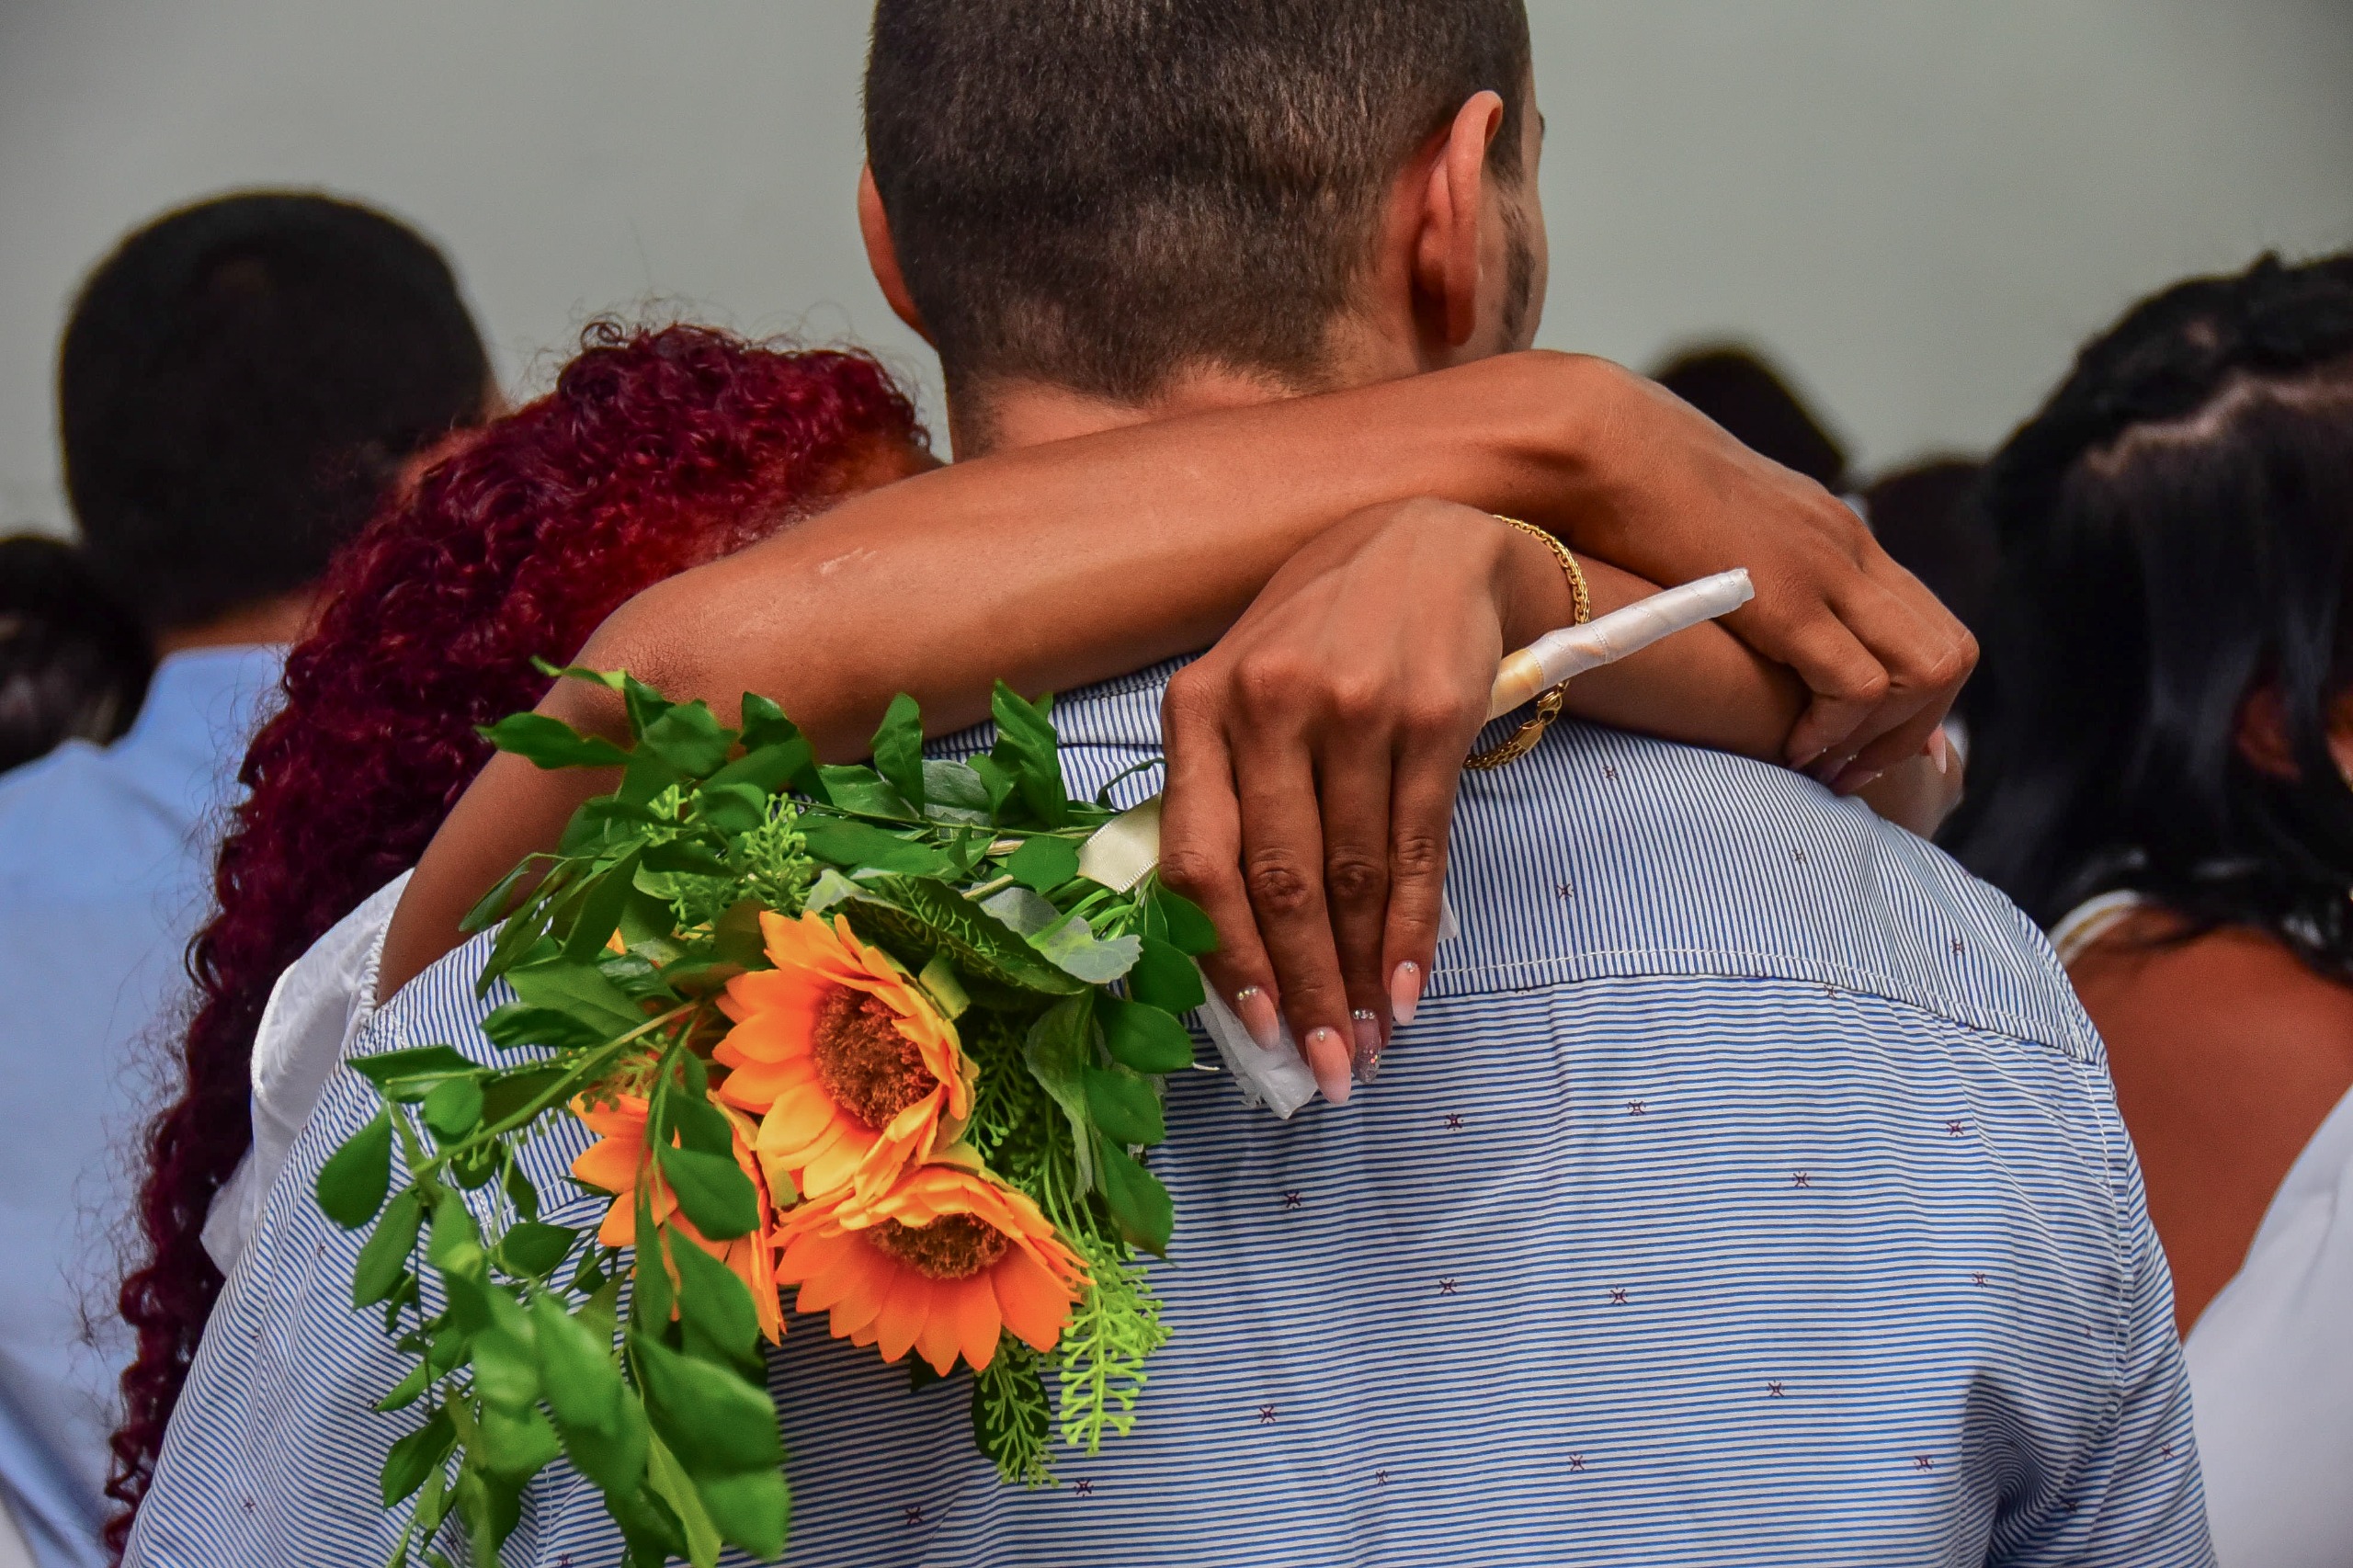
[865,0,1531,407]
[59,191,490,636]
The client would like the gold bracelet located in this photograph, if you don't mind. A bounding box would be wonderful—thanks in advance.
[1466,515,1589,770]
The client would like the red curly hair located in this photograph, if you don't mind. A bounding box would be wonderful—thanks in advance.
[108,321,922,1548]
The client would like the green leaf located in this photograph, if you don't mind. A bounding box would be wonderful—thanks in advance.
[967,755,1019,817]
[706,735,815,799]
[1030,911,1142,983]
[503,1156,542,1222]
[631,1197,674,1335]
[1099,997,1198,1074]
[1022,997,1097,1194]
[532,1290,648,1492]
[639,701,733,778]
[422,1076,484,1141]
[460,856,544,935]
[813,765,919,822]
[735,692,803,754]
[640,837,730,876]
[696,1469,790,1561]
[620,674,676,740]
[1149,886,1221,956]
[858,878,1086,995]
[472,1324,540,1414]
[427,1189,486,1278]
[797,816,955,877]
[1084,1065,1165,1145]
[562,849,644,963]
[374,1361,430,1414]
[480,712,632,771]
[474,1403,563,1482]
[353,1191,425,1308]
[920,759,995,824]
[315,1108,393,1228]
[497,1222,577,1278]
[656,1148,759,1240]
[670,1237,763,1377]
[1005,835,1080,892]
[381,1407,456,1506]
[692,782,769,839]
[666,1091,735,1158]
[506,958,644,1034]
[1097,1141,1176,1256]
[632,1331,784,1473]
[348,1045,476,1090]
[1129,934,1207,1015]
[646,1433,724,1568]
[478,1065,568,1127]
[989,682,1069,827]
[870,692,927,812]
[480,1004,608,1053]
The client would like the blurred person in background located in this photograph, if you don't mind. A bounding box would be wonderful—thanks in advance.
[1651,343,1850,493]
[0,191,490,1567]
[1950,251,2353,1568]
[0,536,150,775]
[1859,458,1995,646]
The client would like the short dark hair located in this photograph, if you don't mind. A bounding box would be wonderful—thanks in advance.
[58,192,491,633]
[865,0,1531,405]
[0,535,151,771]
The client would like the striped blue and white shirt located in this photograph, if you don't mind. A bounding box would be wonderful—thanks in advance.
[130,663,2212,1566]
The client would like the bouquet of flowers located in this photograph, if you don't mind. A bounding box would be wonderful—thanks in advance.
[313,667,1211,1567]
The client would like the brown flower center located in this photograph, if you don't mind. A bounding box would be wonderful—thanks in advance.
[866,1214,1012,1280]
[810,983,938,1131]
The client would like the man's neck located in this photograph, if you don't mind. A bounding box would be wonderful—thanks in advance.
[951,335,1418,457]
[152,589,319,657]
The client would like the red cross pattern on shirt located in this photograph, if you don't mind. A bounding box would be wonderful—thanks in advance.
[1258,1405,1279,1425]
[1443,1113,1465,1131]
[903,1506,924,1526]
[1608,1287,1630,1304]
[1438,1277,1460,1295]
[1072,1480,1095,1497]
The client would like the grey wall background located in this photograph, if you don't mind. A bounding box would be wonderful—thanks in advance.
[2,0,2349,534]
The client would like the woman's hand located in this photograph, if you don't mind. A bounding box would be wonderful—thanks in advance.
[1157,499,1573,1104]
[1530,358,1976,790]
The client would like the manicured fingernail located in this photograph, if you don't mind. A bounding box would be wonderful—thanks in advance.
[1234,986,1282,1051]
[1303,1028,1351,1104]
[1839,767,1883,794]
[1351,1009,1383,1084]
[1388,960,1423,1026]
[1927,727,1951,775]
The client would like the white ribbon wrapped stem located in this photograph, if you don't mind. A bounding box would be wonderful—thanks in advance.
[1486,568,1754,720]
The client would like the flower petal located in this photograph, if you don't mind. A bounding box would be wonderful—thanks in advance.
[993,1247,1076,1353]
[948,1272,1003,1371]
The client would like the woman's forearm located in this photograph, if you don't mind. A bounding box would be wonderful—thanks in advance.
[573,350,1626,753]
[1562,558,1804,761]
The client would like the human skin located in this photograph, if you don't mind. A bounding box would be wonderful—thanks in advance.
[381,81,1972,1074]
[2070,914,2353,1334]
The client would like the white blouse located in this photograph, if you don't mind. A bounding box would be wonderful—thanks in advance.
[2056,890,2353,1568]
[200,871,409,1277]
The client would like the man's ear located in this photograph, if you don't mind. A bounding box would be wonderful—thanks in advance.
[859,165,934,345]
[1413,91,1506,349]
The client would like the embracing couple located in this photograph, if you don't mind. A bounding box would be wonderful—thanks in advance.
[121,3,2208,1563]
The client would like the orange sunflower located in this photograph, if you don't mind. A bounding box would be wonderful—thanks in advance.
[569,1091,785,1343]
[713,909,973,1202]
[775,1153,1086,1378]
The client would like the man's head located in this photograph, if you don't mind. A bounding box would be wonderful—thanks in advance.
[862,0,1542,448]
[59,191,491,639]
